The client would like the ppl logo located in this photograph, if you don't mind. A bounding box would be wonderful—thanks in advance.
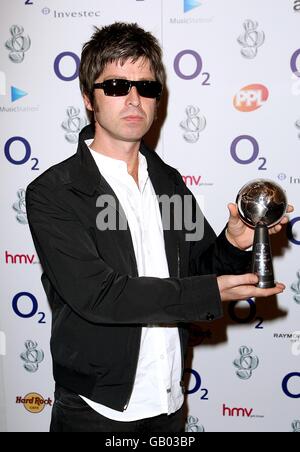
[222,404,253,418]
[234,84,269,112]
[184,0,201,13]
[16,393,52,413]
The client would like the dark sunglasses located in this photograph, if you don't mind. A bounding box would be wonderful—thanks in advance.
[93,79,162,99]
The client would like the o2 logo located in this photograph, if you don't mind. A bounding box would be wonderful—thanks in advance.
[4,137,39,170]
[282,372,300,399]
[54,52,80,82]
[184,368,209,400]
[174,50,211,86]
[287,217,300,245]
[291,49,300,77]
[230,135,267,171]
[228,298,264,330]
[12,292,46,324]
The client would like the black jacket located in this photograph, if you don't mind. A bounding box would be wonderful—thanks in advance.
[26,124,251,411]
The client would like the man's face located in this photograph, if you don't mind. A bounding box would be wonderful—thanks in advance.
[84,58,158,144]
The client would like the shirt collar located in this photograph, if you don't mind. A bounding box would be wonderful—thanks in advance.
[86,139,149,191]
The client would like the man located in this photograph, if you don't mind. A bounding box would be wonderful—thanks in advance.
[26,23,291,433]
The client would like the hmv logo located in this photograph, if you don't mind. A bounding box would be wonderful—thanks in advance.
[5,251,37,265]
[182,175,202,187]
[222,404,253,418]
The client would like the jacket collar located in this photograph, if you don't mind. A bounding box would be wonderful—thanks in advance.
[71,124,179,199]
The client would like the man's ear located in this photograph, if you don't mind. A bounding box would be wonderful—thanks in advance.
[83,93,93,112]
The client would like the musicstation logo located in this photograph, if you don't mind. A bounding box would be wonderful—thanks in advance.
[234,84,269,112]
[170,0,212,25]
[41,6,101,19]
[16,393,52,414]
[0,71,38,113]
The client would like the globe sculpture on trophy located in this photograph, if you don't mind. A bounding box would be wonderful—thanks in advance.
[236,179,288,289]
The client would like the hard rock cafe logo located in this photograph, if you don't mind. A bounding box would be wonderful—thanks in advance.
[180,106,206,143]
[233,346,259,380]
[238,20,265,59]
[62,106,88,143]
[185,415,205,432]
[5,25,31,63]
[16,393,52,414]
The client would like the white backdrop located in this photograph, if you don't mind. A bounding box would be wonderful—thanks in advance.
[0,0,299,433]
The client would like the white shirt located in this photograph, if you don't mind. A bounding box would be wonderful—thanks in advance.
[80,140,184,421]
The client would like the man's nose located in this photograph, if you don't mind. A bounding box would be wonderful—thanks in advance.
[126,86,141,107]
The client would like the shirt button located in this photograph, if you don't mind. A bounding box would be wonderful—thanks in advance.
[160,355,165,360]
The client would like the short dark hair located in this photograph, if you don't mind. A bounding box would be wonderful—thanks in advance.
[79,22,166,105]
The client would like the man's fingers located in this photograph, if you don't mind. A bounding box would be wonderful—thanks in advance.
[226,273,259,288]
[253,283,285,298]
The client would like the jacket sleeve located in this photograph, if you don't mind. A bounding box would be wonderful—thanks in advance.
[188,194,252,277]
[26,181,222,325]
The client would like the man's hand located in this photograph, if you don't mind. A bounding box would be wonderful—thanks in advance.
[217,274,285,302]
[226,203,294,251]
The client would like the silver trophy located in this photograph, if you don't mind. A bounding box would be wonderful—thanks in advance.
[236,179,288,289]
